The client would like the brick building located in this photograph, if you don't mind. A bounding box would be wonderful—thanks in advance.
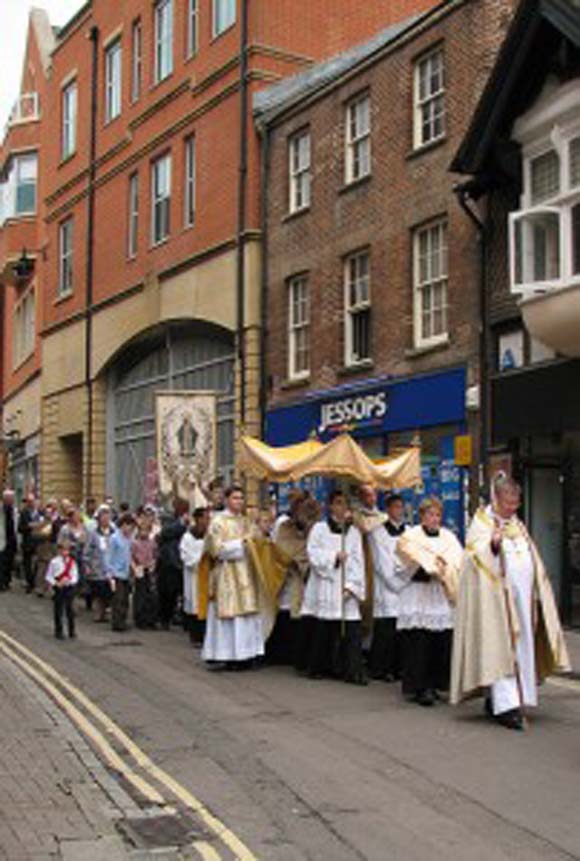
[0,10,55,498]
[6,0,439,507]
[452,0,580,621]
[255,0,516,533]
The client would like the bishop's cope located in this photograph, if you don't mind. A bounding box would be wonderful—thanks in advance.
[451,474,570,730]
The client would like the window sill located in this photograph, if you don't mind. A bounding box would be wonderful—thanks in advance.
[104,113,122,128]
[211,22,236,43]
[405,336,449,358]
[283,207,310,223]
[12,351,35,373]
[338,359,374,377]
[150,72,174,92]
[150,236,170,249]
[406,136,447,161]
[281,375,311,391]
[54,290,74,306]
[3,214,36,225]
[59,152,77,168]
[339,174,371,195]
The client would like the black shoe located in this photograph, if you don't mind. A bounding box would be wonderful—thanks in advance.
[69,631,76,639]
[415,690,435,707]
[484,696,493,719]
[55,632,65,640]
[307,671,324,680]
[495,709,524,731]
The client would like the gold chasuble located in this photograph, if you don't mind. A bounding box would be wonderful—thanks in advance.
[199,510,290,638]
[450,508,570,705]
[205,511,259,619]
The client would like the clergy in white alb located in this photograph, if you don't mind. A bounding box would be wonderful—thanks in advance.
[179,507,210,646]
[451,475,570,729]
[302,490,366,684]
[354,486,405,681]
[201,486,264,665]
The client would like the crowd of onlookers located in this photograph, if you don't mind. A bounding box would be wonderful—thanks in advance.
[0,486,225,641]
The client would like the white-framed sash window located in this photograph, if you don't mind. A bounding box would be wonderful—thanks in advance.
[345,94,370,183]
[344,250,371,365]
[151,153,171,244]
[413,219,448,347]
[289,130,311,213]
[154,0,173,83]
[58,218,74,297]
[105,39,122,122]
[288,275,310,379]
[413,49,445,149]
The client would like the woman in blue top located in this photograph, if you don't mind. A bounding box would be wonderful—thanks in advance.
[107,513,135,632]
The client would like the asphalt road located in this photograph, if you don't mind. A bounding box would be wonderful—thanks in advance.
[0,588,579,861]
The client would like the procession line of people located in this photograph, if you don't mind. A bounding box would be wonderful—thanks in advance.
[0,472,570,731]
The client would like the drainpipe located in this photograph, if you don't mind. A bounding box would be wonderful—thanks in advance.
[258,122,270,441]
[454,180,489,496]
[236,0,249,428]
[85,25,99,499]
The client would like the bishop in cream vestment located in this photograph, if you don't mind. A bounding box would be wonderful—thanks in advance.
[451,506,570,716]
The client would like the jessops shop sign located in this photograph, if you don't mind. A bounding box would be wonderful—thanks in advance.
[266,368,466,446]
[318,391,388,434]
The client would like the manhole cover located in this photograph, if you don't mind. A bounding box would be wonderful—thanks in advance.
[118,814,202,848]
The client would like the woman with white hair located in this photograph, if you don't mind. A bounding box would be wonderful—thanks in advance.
[83,505,116,622]
[395,497,464,707]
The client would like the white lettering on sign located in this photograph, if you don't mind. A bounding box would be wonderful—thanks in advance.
[318,392,388,433]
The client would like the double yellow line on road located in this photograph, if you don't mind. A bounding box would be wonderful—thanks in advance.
[0,629,257,861]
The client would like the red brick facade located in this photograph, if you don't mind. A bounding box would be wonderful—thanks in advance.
[261,0,516,495]
[2,0,444,501]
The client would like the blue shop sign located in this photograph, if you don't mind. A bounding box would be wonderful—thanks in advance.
[266,368,466,445]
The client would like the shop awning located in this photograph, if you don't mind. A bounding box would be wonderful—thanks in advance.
[239,433,420,489]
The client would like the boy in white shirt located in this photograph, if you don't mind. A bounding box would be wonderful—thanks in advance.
[45,538,79,640]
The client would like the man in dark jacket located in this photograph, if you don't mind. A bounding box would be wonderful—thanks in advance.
[157,499,189,629]
[18,494,41,593]
[0,490,18,591]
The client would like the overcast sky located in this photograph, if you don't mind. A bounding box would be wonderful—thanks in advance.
[1,0,85,133]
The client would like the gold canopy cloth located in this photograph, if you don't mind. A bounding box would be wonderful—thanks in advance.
[239,433,420,489]
[396,526,464,605]
[450,508,571,705]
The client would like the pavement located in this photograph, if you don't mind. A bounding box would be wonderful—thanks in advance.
[0,583,579,861]
[0,638,143,860]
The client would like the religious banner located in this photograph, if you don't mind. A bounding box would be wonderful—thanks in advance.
[155,391,217,504]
